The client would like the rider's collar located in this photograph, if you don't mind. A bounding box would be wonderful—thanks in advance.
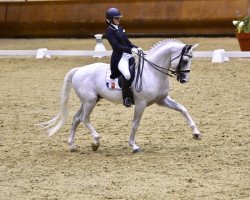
[109,23,119,30]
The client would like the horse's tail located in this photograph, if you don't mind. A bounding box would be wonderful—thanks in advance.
[38,67,79,136]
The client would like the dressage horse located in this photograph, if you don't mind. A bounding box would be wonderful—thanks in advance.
[39,40,201,153]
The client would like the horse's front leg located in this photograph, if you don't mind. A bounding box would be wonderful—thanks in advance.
[158,96,201,140]
[129,102,146,153]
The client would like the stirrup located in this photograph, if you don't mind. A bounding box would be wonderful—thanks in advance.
[124,98,132,108]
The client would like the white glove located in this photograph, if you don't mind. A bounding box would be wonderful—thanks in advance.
[131,47,139,56]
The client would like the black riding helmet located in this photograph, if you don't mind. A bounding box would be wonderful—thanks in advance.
[106,8,122,23]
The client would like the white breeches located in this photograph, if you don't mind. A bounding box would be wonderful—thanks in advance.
[118,53,132,80]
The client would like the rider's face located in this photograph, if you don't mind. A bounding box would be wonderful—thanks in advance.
[113,17,121,25]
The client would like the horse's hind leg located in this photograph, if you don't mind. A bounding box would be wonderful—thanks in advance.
[157,96,201,140]
[68,104,83,151]
[81,100,100,151]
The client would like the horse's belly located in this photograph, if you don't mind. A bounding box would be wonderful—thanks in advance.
[98,90,123,104]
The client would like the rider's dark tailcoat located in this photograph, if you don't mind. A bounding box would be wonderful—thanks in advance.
[106,24,137,79]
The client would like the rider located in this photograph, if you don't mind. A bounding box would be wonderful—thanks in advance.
[105,7,141,107]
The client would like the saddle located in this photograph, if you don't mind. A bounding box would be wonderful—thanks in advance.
[106,57,136,107]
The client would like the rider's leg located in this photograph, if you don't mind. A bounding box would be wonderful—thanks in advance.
[121,75,133,107]
[118,57,133,107]
[118,58,131,80]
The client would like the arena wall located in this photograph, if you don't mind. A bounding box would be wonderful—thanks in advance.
[0,0,249,37]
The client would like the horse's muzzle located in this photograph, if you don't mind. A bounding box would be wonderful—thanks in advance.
[177,73,189,84]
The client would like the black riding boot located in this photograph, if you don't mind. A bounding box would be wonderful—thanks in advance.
[122,76,133,107]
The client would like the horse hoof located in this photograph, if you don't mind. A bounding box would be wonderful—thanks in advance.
[133,148,142,154]
[70,148,77,152]
[193,134,202,140]
[69,144,77,152]
[91,142,99,151]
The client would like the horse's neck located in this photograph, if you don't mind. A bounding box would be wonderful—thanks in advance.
[144,45,173,75]
[147,43,183,64]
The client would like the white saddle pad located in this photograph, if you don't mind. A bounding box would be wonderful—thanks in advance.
[105,69,122,90]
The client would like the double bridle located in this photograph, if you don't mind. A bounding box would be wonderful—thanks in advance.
[170,44,193,75]
[135,45,193,92]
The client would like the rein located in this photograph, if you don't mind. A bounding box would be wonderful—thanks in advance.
[137,51,173,77]
[134,45,193,93]
[136,44,193,76]
[134,50,145,92]
[135,50,173,93]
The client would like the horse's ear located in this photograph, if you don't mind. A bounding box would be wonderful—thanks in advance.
[191,43,199,51]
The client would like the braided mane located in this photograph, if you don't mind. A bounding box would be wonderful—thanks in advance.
[148,39,183,53]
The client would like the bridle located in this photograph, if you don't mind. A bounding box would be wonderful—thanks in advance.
[169,44,193,75]
[135,45,193,92]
